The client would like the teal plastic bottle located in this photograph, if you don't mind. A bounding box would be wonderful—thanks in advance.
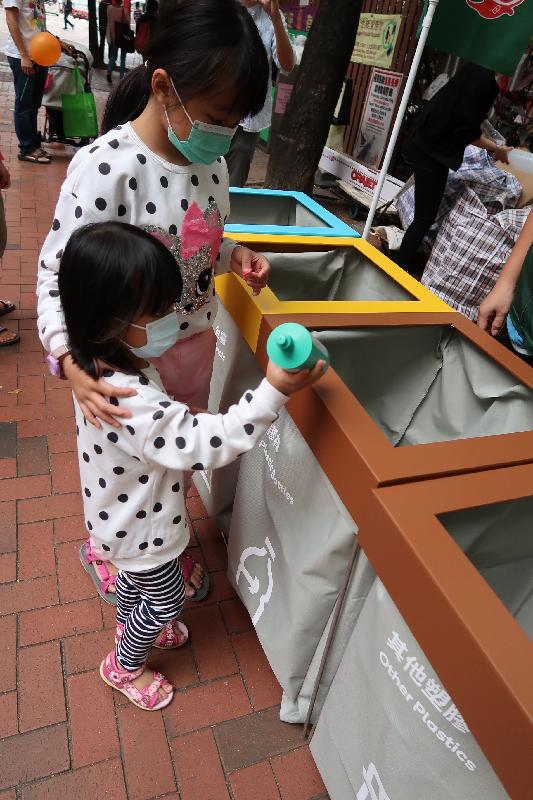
[267,323,330,372]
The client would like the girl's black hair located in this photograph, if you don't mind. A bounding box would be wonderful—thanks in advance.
[58,222,182,378]
[101,0,269,133]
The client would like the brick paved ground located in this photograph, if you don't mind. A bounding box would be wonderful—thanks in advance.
[0,62,328,800]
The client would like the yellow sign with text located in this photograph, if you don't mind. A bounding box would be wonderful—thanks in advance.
[351,13,402,69]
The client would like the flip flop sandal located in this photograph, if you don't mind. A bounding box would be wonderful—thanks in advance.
[100,649,173,711]
[0,326,20,347]
[18,151,51,164]
[115,619,189,649]
[180,552,210,601]
[79,541,118,605]
[0,300,15,317]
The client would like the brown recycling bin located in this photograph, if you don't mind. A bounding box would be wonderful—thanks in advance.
[356,467,533,799]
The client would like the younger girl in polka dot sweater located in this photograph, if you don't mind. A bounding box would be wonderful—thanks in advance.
[37,0,271,601]
[59,222,325,710]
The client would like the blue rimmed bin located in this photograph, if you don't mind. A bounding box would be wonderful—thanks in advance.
[226,187,356,238]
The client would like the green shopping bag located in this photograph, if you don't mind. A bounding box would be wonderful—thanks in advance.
[61,65,98,139]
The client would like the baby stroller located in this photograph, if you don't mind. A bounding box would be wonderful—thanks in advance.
[43,42,95,147]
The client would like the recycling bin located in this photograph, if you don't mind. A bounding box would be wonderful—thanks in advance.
[226,187,356,238]
[219,312,533,733]
[310,466,533,800]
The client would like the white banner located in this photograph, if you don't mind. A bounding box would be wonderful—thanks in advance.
[318,146,403,205]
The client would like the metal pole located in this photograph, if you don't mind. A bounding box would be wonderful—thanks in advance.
[362,0,439,239]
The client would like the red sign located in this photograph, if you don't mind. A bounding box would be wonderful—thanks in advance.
[465,0,526,18]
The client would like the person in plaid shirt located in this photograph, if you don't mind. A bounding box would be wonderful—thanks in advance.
[478,208,533,361]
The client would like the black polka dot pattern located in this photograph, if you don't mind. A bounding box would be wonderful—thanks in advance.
[116,530,127,538]
[89,145,99,153]
[169,224,177,235]
[126,425,135,436]
[153,538,163,546]
[176,437,186,449]
[154,437,165,449]
[180,322,189,331]
[181,199,188,211]
[212,174,220,184]
[152,410,164,421]
[109,139,119,149]
[146,202,156,214]
[139,475,149,484]
[129,177,138,191]
[118,494,128,503]
[52,219,60,231]
[208,195,214,204]
[56,250,63,260]
[139,542,148,550]
[102,544,110,552]
[244,423,255,435]
[160,176,168,188]
[191,175,199,186]
[107,432,118,443]
[191,463,204,471]
[99,511,109,520]
[137,153,147,164]
[87,521,93,531]
[49,290,59,298]
[139,376,149,386]
[84,487,91,497]
[192,418,199,428]
[173,515,182,524]
[94,445,102,454]
[136,510,147,519]
[99,163,111,175]
[95,198,107,211]
[76,426,79,436]
[153,502,162,512]
[113,466,124,475]
[245,392,253,403]
[210,436,222,448]
[172,482,180,493]
[118,204,127,217]
[109,396,119,407]
[75,207,82,218]
[99,478,106,488]
[82,452,90,462]
[159,401,171,408]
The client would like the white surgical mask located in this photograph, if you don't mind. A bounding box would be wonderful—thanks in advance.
[123,311,180,359]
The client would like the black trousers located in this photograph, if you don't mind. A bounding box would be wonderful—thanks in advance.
[396,162,449,273]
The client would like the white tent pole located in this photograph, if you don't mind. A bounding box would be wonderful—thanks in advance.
[362,0,439,239]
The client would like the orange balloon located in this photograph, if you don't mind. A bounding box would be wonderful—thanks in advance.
[29,31,62,67]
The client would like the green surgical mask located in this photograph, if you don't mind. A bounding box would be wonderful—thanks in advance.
[165,79,237,165]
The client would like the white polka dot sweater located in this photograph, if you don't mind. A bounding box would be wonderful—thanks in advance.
[37,122,237,356]
[75,365,287,572]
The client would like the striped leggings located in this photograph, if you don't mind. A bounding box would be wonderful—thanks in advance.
[115,559,186,671]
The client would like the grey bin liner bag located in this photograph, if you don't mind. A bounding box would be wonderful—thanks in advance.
[228,193,329,228]
[310,579,509,800]
[441,496,533,640]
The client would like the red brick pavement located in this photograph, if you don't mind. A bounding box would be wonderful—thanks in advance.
[0,73,328,798]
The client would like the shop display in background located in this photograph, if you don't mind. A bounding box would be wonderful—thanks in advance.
[280,2,317,32]
[354,68,403,169]
[351,13,402,69]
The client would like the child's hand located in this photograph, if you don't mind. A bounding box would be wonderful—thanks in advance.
[266,359,326,396]
[230,245,270,296]
[63,356,137,428]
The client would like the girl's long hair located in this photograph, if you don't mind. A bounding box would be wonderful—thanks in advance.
[102,0,269,133]
[58,222,182,378]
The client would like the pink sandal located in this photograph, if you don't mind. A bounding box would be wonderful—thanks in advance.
[115,619,189,649]
[100,649,173,711]
[80,540,117,605]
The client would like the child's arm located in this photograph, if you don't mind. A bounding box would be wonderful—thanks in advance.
[260,0,295,74]
[478,208,533,335]
[135,363,324,471]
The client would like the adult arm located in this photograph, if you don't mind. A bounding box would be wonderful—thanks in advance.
[5,7,33,75]
[478,208,533,335]
[260,0,295,73]
[471,134,511,164]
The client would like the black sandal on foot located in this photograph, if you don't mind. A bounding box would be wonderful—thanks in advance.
[0,326,20,347]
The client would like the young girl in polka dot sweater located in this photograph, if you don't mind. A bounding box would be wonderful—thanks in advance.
[37,0,271,603]
[59,222,324,710]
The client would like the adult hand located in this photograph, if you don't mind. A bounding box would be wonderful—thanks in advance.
[258,0,280,19]
[266,359,326,396]
[477,279,515,336]
[230,245,270,296]
[63,355,137,428]
[21,55,34,75]
[0,163,11,190]
[494,145,512,164]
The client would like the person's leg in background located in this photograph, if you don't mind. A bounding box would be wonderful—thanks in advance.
[107,43,117,82]
[395,163,449,273]
[0,194,20,347]
[99,27,107,63]
[31,65,49,154]
[226,126,260,187]
[8,57,39,158]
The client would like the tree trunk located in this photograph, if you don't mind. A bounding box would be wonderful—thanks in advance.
[88,0,100,66]
[265,0,363,194]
